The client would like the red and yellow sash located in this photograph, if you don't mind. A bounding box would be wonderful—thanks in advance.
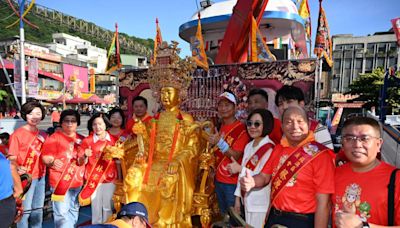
[23,131,46,174]
[244,143,274,171]
[215,122,247,177]
[79,142,114,206]
[241,142,274,197]
[51,138,82,202]
[271,142,328,201]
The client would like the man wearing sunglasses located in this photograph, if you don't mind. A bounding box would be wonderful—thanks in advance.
[333,116,400,227]
[240,106,335,227]
[208,91,250,219]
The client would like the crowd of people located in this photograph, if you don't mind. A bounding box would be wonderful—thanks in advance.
[0,85,399,228]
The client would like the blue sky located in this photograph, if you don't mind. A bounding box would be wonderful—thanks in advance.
[34,0,399,56]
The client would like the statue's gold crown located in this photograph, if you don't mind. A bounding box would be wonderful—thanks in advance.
[148,41,196,99]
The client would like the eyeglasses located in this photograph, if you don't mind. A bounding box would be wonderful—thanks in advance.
[63,119,77,124]
[246,120,262,128]
[342,135,380,144]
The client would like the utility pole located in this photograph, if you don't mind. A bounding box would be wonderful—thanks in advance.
[19,0,27,104]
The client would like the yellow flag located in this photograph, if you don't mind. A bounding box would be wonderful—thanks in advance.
[251,16,276,62]
[298,0,310,19]
[191,15,209,71]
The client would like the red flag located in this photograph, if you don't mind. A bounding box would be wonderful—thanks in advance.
[391,17,400,47]
[314,0,332,67]
[151,18,163,65]
[105,23,122,73]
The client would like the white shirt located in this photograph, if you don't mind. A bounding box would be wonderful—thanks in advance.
[234,136,275,212]
[93,132,112,143]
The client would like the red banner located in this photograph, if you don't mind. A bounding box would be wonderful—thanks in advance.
[391,18,400,47]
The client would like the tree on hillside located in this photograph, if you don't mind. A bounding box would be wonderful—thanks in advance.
[346,68,400,113]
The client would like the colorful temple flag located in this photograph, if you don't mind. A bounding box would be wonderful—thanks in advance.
[250,16,276,62]
[391,17,400,47]
[298,0,311,39]
[105,24,122,74]
[314,0,333,67]
[151,18,163,65]
[273,37,282,49]
[191,14,209,71]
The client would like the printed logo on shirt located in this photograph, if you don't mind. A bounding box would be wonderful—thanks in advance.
[335,183,371,222]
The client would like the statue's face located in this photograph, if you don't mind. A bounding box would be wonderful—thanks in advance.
[161,87,180,108]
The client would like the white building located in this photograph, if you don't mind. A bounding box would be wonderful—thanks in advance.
[47,33,108,73]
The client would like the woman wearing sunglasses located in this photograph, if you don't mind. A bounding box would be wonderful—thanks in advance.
[228,108,275,228]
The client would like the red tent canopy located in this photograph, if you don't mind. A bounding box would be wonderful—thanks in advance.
[88,95,106,104]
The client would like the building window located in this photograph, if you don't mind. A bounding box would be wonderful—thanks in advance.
[377,43,386,53]
[345,44,353,50]
[354,44,364,49]
[334,59,341,71]
[366,43,375,53]
[355,58,362,69]
[365,58,373,71]
[344,59,352,69]
[388,57,397,67]
[335,45,343,50]
[376,58,385,68]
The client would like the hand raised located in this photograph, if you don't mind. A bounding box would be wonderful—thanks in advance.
[240,170,255,192]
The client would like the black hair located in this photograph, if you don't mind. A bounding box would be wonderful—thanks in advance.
[247,108,274,137]
[0,132,10,140]
[107,107,126,128]
[248,88,268,101]
[20,100,46,121]
[60,109,81,126]
[342,116,382,137]
[275,85,305,106]
[132,96,148,107]
[87,112,112,133]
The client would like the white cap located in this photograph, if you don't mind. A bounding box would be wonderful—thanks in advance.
[218,92,237,105]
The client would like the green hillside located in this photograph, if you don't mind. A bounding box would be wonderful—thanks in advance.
[0,0,153,55]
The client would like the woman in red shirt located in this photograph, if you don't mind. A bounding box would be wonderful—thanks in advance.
[41,109,85,228]
[80,113,117,224]
[107,108,127,141]
[8,100,47,228]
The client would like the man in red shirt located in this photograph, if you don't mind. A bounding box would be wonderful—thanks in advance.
[208,91,250,216]
[41,109,87,228]
[247,88,283,144]
[240,106,334,227]
[125,96,152,135]
[334,117,400,227]
[50,107,61,127]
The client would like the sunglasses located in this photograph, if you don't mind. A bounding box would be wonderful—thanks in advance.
[246,120,262,128]
[63,119,77,124]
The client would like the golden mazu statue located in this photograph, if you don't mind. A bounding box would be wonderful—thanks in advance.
[107,41,216,227]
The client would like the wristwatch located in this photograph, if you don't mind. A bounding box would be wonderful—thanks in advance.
[362,221,370,228]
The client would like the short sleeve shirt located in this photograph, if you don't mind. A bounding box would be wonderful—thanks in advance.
[215,120,250,184]
[333,162,400,226]
[262,137,335,213]
[80,134,117,183]
[9,127,46,179]
[41,131,85,188]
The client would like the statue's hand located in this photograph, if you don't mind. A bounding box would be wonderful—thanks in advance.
[167,161,179,174]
